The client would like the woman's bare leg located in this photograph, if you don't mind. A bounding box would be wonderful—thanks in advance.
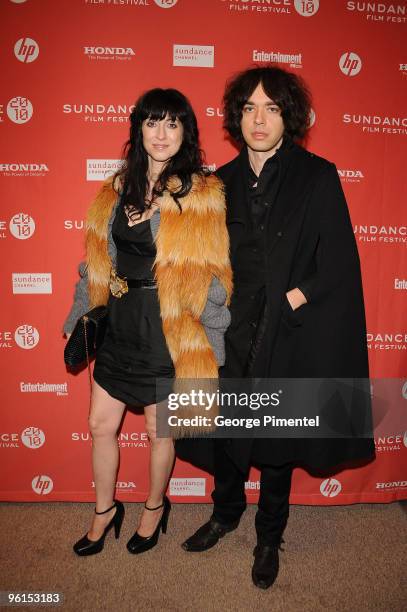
[86,380,126,540]
[136,403,175,537]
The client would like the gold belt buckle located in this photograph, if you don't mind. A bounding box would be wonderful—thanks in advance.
[109,269,128,298]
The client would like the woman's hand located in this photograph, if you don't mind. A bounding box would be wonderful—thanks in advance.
[286,288,307,311]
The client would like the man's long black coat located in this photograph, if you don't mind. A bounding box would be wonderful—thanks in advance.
[217,141,375,472]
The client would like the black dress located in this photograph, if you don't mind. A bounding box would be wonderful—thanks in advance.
[93,205,175,407]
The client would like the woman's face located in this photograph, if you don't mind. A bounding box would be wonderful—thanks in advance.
[142,114,184,166]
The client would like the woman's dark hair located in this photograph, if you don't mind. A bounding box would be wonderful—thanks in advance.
[223,65,312,144]
[114,88,205,213]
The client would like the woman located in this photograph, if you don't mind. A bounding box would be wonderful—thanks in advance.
[64,88,232,556]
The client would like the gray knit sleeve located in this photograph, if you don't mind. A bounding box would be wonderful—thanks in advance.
[150,210,230,366]
[63,201,119,335]
[62,262,90,334]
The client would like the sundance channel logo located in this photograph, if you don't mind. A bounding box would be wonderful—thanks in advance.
[221,0,319,16]
[87,159,123,181]
[12,273,52,294]
[169,478,206,496]
[346,1,406,24]
[173,45,214,68]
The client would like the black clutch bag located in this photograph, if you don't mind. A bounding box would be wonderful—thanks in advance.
[64,306,108,367]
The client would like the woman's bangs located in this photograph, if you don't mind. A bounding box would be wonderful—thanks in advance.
[140,89,187,123]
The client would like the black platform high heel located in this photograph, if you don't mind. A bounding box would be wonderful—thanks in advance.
[73,500,125,557]
[127,496,171,554]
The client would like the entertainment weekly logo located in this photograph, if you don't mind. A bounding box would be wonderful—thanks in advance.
[343,113,407,135]
[0,427,45,449]
[87,159,122,181]
[72,432,148,448]
[252,49,302,68]
[367,332,407,351]
[221,0,319,16]
[173,45,215,68]
[84,46,135,61]
[12,273,52,294]
[394,278,407,290]
[354,224,406,245]
[0,163,49,177]
[375,434,407,453]
[169,478,206,496]
[346,1,406,24]
[63,103,135,123]
[20,381,68,396]
[14,38,39,63]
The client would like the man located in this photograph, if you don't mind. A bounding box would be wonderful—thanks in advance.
[181,66,375,589]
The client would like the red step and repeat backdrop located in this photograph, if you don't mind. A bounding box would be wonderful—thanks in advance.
[1,0,406,505]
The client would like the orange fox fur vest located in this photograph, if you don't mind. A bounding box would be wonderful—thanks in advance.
[85,173,232,380]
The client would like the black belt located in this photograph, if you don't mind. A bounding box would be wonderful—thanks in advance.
[127,278,157,289]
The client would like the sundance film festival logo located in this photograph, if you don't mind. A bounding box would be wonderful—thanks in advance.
[339,52,362,76]
[1,163,49,177]
[9,213,35,239]
[354,224,406,245]
[21,427,45,449]
[375,434,404,452]
[7,97,33,124]
[84,46,135,61]
[367,332,407,351]
[73,431,148,447]
[14,324,40,349]
[87,159,123,181]
[222,0,319,16]
[32,475,53,495]
[63,103,135,123]
[309,108,316,128]
[12,273,52,294]
[320,478,342,498]
[346,2,406,24]
[173,45,214,68]
[343,114,407,135]
[84,0,150,6]
[154,0,178,7]
[14,38,39,63]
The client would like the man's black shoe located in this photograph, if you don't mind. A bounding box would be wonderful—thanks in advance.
[181,518,239,552]
[251,543,282,590]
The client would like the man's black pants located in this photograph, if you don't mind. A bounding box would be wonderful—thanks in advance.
[211,440,293,546]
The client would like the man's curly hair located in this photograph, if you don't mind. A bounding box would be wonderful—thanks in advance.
[223,65,312,144]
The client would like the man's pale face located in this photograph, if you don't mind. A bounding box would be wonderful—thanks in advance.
[240,83,284,153]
